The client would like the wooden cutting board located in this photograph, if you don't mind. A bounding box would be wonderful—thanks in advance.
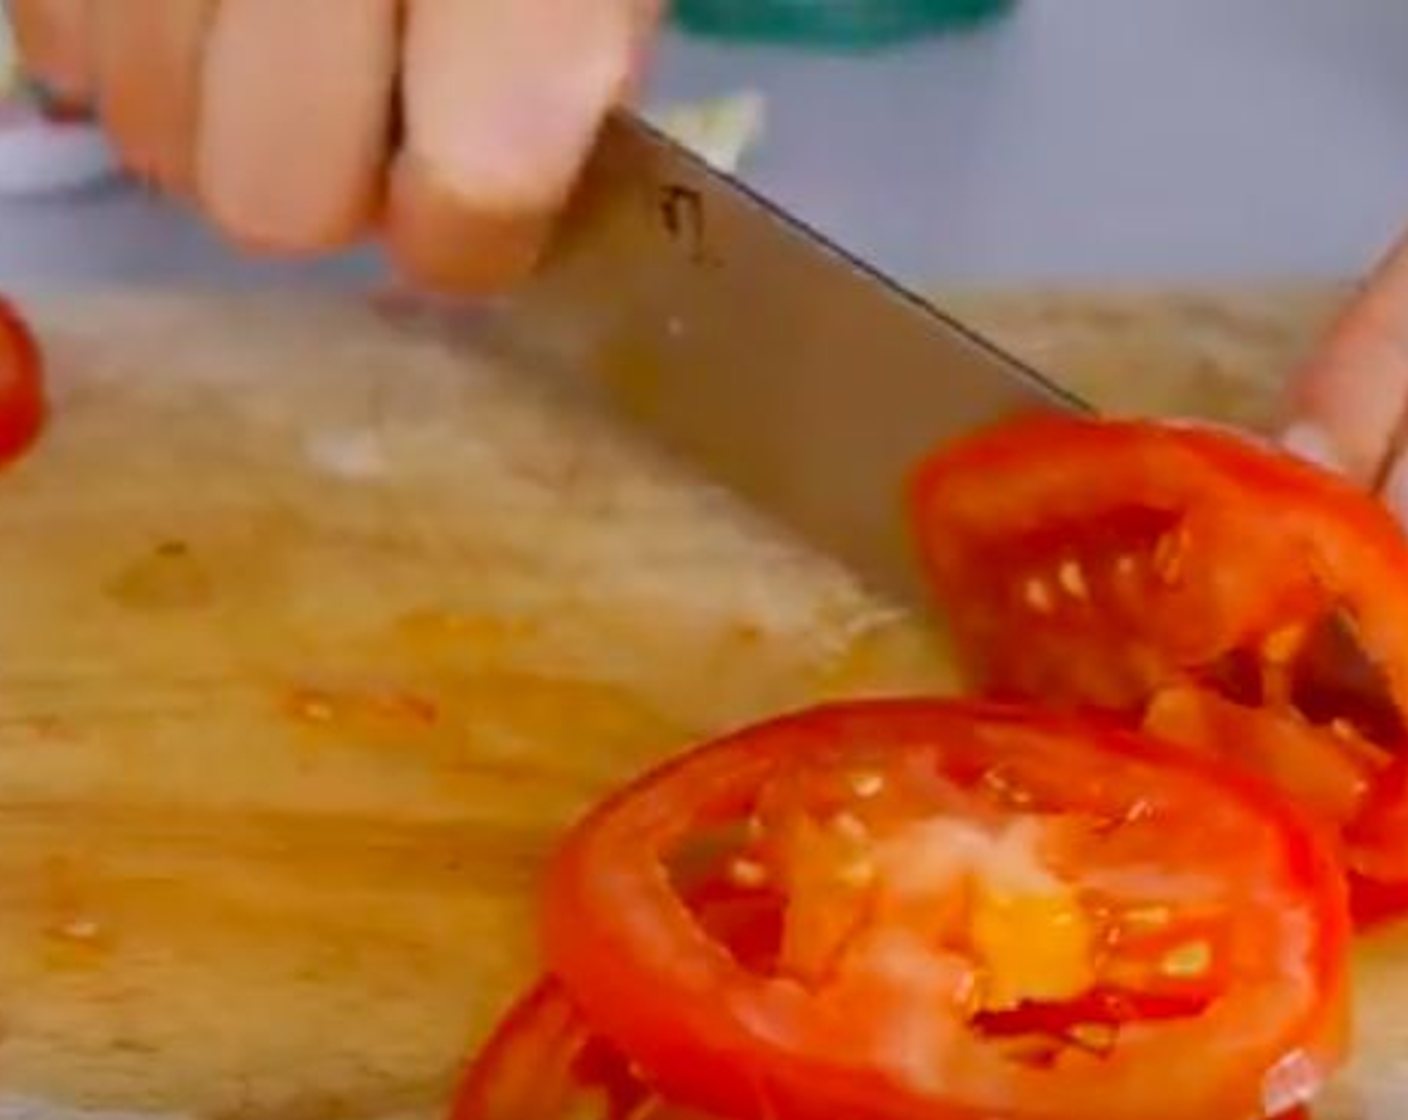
[1,285,1404,1120]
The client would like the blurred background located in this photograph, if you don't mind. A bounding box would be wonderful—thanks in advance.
[1,0,1407,292]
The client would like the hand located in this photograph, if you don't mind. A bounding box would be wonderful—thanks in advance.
[8,0,661,293]
[1283,226,1408,520]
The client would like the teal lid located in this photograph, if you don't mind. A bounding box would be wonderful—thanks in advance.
[671,0,1017,49]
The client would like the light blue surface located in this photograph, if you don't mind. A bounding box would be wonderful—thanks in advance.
[1,0,1407,291]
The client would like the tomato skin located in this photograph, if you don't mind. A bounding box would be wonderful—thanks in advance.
[451,979,599,1120]
[909,414,1408,919]
[454,878,784,1120]
[0,296,45,464]
[541,699,1349,1120]
[451,978,666,1120]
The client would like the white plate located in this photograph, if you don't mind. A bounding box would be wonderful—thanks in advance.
[0,119,117,197]
[0,7,118,197]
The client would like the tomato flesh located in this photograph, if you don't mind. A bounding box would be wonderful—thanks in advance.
[910,415,1408,923]
[542,699,1348,1120]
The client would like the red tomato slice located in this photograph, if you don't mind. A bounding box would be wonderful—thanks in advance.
[451,977,662,1120]
[910,414,1408,923]
[452,978,732,1120]
[541,699,1348,1120]
[455,877,778,1120]
[0,296,45,464]
[454,985,1316,1120]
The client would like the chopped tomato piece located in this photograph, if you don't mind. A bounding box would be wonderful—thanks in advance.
[542,700,1348,1120]
[910,415,1408,923]
[0,296,45,463]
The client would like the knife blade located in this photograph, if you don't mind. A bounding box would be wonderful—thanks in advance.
[481,110,1089,609]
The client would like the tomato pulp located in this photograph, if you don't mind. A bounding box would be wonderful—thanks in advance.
[540,699,1348,1120]
[911,415,1408,923]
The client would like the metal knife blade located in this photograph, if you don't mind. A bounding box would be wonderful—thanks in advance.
[481,110,1089,608]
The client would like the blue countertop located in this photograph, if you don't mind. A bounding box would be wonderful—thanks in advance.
[2,0,1407,291]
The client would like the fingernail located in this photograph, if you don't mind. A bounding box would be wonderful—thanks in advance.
[1280,421,1348,475]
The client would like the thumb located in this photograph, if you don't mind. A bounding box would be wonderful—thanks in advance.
[387,0,659,295]
[1280,227,1408,508]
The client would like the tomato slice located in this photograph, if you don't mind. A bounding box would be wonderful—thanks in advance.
[450,977,662,1120]
[909,414,1408,923]
[455,877,778,1120]
[454,976,1314,1120]
[0,296,45,464]
[541,699,1348,1120]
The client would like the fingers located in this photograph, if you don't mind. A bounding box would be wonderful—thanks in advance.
[388,0,655,293]
[91,0,214,194]
[1284,227,1408,488]
[9,0,665,294]
[8,0,96,102]
[197,0,399,251]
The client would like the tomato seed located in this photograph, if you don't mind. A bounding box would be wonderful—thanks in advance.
[728,858,769,889]
[1023,577,1055,614]
[1159,941,1212,978]
[1121,905,1172,931]
[981,768,1034,807]
[1068,1022,1117,1054]
[1262,626,1306,666]
[1058,559,1089,600]
[830,811,870,843]
[1153,530,1186,584]
[836,858,877,888]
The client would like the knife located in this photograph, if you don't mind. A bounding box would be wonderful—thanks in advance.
[481,110,1089,609]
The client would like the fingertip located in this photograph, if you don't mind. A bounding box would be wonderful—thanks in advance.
[197,121,378,258]
[386,155,549,295]
[1283,228,1408,487]
[198,139,368,252]
[389,0,640,294]
[196,0,393,257]
[200,181,371,257]
[1285,344,1389,484]
[1381,452,1408,531]
[1279,420,1349,476]
[91,0,213,202]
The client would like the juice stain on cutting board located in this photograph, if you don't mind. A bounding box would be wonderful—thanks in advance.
[0,293,955,1120]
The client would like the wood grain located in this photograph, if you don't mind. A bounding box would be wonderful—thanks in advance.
[940,284,1351,427]
[1,286,1404,1120]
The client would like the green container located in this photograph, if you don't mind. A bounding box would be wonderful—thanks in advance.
[672,0,1017,49]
